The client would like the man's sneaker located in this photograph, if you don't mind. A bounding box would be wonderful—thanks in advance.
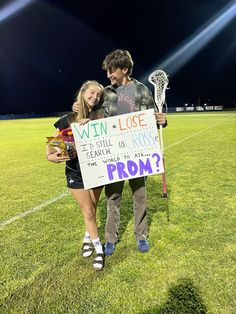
[137,239,149,253]
[104,242,115,256]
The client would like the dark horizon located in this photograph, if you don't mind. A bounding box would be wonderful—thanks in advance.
[0,0,236,114]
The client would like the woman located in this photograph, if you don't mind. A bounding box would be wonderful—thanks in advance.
[47,80,105,271]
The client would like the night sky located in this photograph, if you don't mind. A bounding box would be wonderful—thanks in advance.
[0,0,236,114]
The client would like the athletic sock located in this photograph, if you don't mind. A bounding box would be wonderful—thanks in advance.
[83,231,91,243]
[92,237,103,254]
[92,238,104,270]
[82,231,92,258]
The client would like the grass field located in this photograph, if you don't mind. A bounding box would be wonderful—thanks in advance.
[0,112,235,313]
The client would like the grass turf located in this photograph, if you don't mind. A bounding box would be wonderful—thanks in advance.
[0,112,235,313]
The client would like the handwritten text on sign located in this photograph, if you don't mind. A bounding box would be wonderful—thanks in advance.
[71,109,164,189]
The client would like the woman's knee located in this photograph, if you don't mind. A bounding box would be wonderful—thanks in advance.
[82,207,96,221]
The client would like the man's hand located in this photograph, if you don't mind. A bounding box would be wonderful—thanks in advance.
[47,150,69,163]
[154,112,167,126]
[72,101,80,112]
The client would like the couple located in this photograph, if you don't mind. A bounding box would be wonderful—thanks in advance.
[47,49,167,271]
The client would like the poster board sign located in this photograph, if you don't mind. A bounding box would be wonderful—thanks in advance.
[71,109,164,189]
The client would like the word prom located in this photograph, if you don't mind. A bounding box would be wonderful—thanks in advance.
[107,154,162,180]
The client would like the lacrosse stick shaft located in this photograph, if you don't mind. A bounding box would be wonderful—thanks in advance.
[158,122,168,198]
[154,90,168,198]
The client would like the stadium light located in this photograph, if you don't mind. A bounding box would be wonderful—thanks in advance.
[0,0,35,24]
[142,0,236,79]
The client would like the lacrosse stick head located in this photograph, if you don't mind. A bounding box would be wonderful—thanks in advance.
[148,70,169,113]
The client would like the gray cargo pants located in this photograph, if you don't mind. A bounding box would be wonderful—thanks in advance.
[105,176,147,243]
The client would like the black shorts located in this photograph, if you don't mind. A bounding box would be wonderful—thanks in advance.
[66,166,84,189]
[65,159,103,190]
[65,159,84,189]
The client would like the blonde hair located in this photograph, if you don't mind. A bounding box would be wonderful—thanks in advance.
[68,80,104,124]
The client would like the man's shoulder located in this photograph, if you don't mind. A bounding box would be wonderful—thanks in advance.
[104,84,114,89]
[132,78,149,90]
[104,85,116,93]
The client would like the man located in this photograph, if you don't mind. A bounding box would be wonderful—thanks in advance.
[73,49,167,255]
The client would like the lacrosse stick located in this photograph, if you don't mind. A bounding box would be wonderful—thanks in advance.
[148,70,169,197]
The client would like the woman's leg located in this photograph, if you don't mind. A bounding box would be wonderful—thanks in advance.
[82,188,102,248]
[70,188,104,270]
[89,187,103,209]
[82,187,102,252]
[82,186,101,257]
[72,187,103,239]
[70,188,98,239]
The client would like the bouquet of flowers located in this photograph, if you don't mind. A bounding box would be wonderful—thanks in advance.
[46,128,77,159]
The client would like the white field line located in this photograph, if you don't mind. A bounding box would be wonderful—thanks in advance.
[0,192,69,228]
[164,114,234,151]
[0,114,234,228]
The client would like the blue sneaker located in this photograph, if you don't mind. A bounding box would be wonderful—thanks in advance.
[104,242,115,256]
[137,240,149,253]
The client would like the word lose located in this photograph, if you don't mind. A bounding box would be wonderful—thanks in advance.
[118,113,147,131]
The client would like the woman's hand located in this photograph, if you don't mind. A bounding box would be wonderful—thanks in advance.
[47,150,69,163]
[78,118,90,125]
